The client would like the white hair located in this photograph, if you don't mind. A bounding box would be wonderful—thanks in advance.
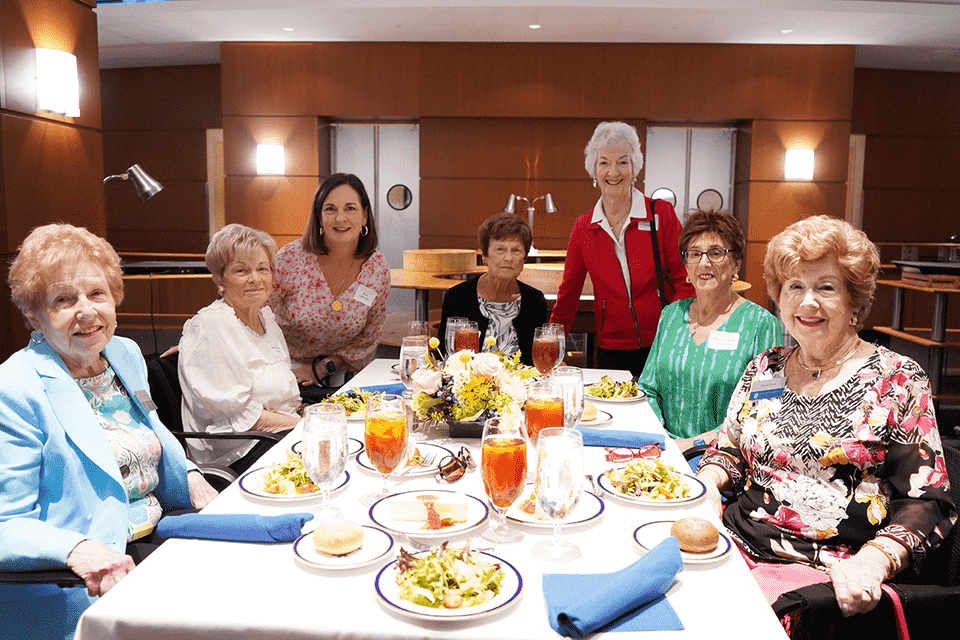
[583,121,644,179]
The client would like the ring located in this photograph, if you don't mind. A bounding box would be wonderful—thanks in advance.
[862,585,876,597]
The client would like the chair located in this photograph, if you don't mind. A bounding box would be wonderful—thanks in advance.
[145,351,282,481]
[772,443,960,640]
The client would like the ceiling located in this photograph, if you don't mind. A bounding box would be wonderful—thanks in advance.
[96,0,960,73]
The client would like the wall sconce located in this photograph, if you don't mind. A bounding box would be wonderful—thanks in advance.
[785,149,815,180]
[503,193,557,254]
[35,49,80,117]
[104,164,163,202]
[256,144,285,175]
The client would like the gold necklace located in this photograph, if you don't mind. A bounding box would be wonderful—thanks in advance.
[320,256,356,311]
[795,340,861,380]
[689,295,737,337]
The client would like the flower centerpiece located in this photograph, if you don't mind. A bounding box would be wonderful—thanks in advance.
[410,337,538,425]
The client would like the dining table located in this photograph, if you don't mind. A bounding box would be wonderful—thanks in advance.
[75,358,788,640]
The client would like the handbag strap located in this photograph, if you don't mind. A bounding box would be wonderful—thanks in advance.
[881,584,911,640]
[647,198,668,309]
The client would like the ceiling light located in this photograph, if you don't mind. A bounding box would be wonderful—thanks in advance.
[781,29,794,34]
[529,24,542,30]
[282,27,294,32]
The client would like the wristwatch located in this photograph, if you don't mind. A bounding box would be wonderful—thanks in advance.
[321,358,336,375]
[311,356,337,383]
[693,438,706,447]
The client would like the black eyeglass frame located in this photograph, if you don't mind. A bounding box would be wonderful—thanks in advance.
[680,247,734,264]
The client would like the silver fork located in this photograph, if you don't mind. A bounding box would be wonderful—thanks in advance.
[397,448,439,476]
[584,474,600,497]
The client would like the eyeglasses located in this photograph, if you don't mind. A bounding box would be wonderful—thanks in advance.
[681,248,733,264]
[604,444,662,463]
[436,446,476,483]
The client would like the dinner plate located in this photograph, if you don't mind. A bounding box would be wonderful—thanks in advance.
[356,442,452,478]
[238,466,349,502]
[584,390,646,403]
[291,437,364,458]
[632,520,732,564]
[368,489,489,539]
[506,486,605,528]
[374,549,522,621]
[293,526,395,571]
[578,409,613,427]
[597,468,706,506]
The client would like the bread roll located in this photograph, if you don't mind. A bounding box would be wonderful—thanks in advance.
[582,401,598,421]
[312,518,364,556]
[670,516,719,553]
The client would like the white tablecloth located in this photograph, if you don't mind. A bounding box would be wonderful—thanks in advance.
[76,359,787,640]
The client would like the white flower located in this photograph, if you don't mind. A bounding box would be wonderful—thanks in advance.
[471,352,503,380]
[113,410,132,425]
[775,474,848,537]
[443,350,473,374]
[411,368,442,394]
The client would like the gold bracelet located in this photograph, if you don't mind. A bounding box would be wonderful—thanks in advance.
[863,539,902,576]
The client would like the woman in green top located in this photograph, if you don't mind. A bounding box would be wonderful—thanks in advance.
[638,209,782,451]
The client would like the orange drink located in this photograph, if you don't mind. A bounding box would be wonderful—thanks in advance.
[525,396,564,445]
[532,337,560,375]
[454,328,480,352]
[482,436,527,509]
[364,411,407,475]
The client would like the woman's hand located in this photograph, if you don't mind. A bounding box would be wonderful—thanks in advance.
[187,470,218,509]
[66,539,136,598]
[828,546,892,616]
[696,465,728,516]
[293,364,317,386]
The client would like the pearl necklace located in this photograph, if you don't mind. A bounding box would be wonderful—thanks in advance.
[795,340,861,380]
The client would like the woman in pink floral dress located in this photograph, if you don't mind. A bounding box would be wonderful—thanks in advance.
[270,173,390,397]
[697,216,955,616]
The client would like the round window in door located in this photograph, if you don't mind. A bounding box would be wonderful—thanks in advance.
[387,184,412,211]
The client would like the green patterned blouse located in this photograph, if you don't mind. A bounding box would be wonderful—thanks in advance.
[638,297,782,439]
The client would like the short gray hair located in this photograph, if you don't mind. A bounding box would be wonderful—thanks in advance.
[584,121,644,179]
[205,224,278,288]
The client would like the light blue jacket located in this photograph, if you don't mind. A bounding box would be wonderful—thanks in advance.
[0,335,196,640]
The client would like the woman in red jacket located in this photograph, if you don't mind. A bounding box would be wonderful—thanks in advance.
[550,122,694,376]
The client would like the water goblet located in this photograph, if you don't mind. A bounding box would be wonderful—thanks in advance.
[399,335,428,390]
[301,403,348,520]
[532,427,584,562]
[553,366,584,429]
[444,317,467,358]
[480,416,527,544]
[361,394,408,506]
[405,320,431,338]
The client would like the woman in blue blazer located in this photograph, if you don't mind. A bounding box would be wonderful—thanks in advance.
[0,224,217,640]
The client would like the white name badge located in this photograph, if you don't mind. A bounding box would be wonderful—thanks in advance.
[707,330,740,351]
[353,284,377,307]
[634,215,659,232]
[268,342,285,358]
[748,374,787,401]
[134,389,158,412]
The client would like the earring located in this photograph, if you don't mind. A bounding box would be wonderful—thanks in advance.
[733,274,739,282]
[685,275,691,284]
[592,178,598,188]
[850,313,858,326]
[631,178,637,186]
[318,226,324,237]
[30,331,45,345]
[361,225,369,237]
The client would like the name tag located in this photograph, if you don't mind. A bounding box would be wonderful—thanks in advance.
[748,374,786,401]
[634,215,659,232]
[268,342,285,358]
[707,330,740,351]
[354,284,377,307]
[134,389,158,412]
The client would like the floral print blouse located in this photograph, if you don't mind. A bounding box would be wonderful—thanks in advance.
[78,367,162,542]
[701,345,956,572]
[269,240,390,372]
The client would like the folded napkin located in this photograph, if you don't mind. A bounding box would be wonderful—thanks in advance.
[156,513,313,543]
[543,537,683,637]
[357,382,407,396]
[574,426,665,449]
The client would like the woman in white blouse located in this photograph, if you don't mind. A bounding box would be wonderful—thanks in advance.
[179,224,301,469]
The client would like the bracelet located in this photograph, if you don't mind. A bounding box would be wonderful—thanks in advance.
[863,539,902,576]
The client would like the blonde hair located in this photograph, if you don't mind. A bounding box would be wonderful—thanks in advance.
[584,121,643,179]
[206,223,278,288]
[9,224,124,319]
[764,215,879,329]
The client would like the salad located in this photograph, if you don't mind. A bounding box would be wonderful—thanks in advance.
[321,390,374,417]
[395,542,504,609]
[586,375,640,399]
[262,453,318,495]
[607,459,692,500]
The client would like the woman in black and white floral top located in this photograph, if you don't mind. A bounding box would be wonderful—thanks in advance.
[697,216,955,617]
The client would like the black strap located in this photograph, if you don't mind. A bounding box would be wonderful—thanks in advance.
[648,198,668,309]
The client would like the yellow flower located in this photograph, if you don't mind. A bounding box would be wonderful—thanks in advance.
[459,351,471,363]
[429,337,440,349]
[484,336,496,347]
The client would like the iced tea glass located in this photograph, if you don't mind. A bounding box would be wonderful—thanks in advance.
[362,394,408,505]
[480,416,527,544]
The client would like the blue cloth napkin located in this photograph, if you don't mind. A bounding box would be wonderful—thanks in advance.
[543,537,683,637]
[156,513,313,543]
[574,426,665,449]
[357,382,407,396]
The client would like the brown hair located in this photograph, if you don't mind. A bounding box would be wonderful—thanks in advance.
[302,173,377,259]
[9,223,124,320]
[477,212,533,257]
[764,215,880,329]
[205,223,279,289]
[678,208,746,265]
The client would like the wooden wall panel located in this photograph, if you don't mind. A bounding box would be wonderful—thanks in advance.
[103,130,207,182]
[853,69,960,138]
[742,241,772,308]
[221,43,321,117]
[863,136,960,192]
[101,65,221,131]
[1,113,105,251]
[2,0,101,129]
[744,182,849,242]
[224,175,317,237]
[748,120,851,184]
[106,180,209,253]
[223,116,320,177]
[861,190,959,243]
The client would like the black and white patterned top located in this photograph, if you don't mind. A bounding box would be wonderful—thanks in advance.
[478,296,521,356]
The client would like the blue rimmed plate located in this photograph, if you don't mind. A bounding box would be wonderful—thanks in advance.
[633,520,732,564]
[238,466,349,502]
[597,468,706,506]
[293,525,394,571]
